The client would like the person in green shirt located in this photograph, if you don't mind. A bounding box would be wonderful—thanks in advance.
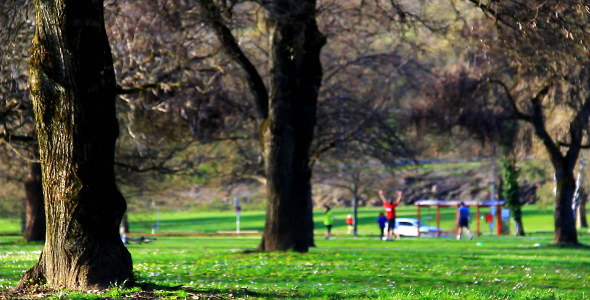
[324,205,334,240]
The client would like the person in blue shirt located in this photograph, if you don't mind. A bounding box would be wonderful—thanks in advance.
[377,212,387,240]
[456,202,473,240]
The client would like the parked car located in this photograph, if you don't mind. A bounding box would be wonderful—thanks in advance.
[394,218,442,237]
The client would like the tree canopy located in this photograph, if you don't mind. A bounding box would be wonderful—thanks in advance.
[2,2,590,293]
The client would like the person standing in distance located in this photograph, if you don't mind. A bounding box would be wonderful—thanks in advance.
[346,214,354,234]
[324,205,334,240]
[378,190,402,240]
[456,202,473,240]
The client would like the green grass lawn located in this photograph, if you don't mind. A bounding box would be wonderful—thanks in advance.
[0,205,556,236]
[113,205,557,236]
[1,234,589,299]
[1,205,589,299]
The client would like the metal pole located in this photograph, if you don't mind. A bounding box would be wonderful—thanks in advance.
[476,204,481,237]
[234,197,241,233]
[417,205,421,237]
[353,194,358,237]
[496,204,501,236]
[436,205,440,237]
[236,213,240,234]
[156,204,160,233]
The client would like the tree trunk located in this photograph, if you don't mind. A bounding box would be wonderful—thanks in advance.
[576,200,588,228]
[258,0,326,253]
[120,213,130,234]
[353,194,359,237]
[553,168,578,244]
[526,86,585,245]
[23,162,45,242]
[576,188,588,229]
[16,0,133,291]
[512,208,525,236]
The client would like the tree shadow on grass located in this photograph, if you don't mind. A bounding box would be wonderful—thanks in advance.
[137,282,294,299]
[2,281,294,299]
[0,238,43,246]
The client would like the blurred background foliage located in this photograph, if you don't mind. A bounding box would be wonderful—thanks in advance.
[1,0,588,222]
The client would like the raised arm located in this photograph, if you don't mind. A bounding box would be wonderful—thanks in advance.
[378,190,387,204]
[395,191,403,204]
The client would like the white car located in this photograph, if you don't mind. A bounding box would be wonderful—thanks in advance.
[393,218,442,237]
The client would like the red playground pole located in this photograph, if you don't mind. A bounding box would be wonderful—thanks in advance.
[496,204,502,236]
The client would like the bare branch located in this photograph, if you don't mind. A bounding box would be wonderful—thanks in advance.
[488,79,531,121]
[0,137,38,163]
[197,0,268,120]
[467,0,520,31]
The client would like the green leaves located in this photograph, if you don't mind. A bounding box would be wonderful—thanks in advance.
[500,156,521,210]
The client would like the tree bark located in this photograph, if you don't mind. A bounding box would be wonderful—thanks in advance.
[23,162,45,242]
[553,168,578,244]
[258,0,326,252]
[16,0,133,291]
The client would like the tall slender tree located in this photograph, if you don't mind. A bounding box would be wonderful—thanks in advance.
[495,1,588,245]
[500,155,524,236]
[198,0,325,252]
[451,0,590,245]
[16,0,133,290]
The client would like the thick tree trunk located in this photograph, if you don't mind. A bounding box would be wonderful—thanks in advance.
[553,168,578,245]
[258,0,325,252]
[23,162,45,242]
[16,0,133,291]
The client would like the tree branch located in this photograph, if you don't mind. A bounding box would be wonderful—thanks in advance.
[564,94,590,170]
[0,135,38,163]
[467,0,520,31]
[488,79,532,121]
[197,0,268,120]
[558,142,590,149]
[528,84,564,166]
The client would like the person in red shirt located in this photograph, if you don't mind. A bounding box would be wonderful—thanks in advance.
[378,190,402,240]
[345,215,354,234]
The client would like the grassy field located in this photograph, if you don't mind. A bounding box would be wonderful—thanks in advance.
[1,234,590,299]
[128,205,558,235]
[1,206,589,299]
[0,205,557,236]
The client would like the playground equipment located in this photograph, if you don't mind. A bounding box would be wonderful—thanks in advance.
[414,200,506,237]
